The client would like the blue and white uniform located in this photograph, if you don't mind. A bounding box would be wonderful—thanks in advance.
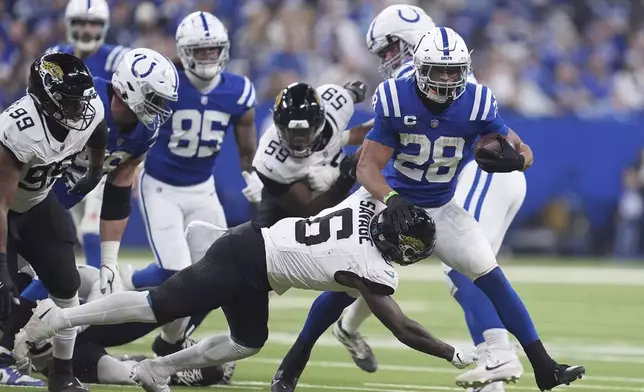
[46,44,129,81]
[367,78,508,276]
[139,68,255,271]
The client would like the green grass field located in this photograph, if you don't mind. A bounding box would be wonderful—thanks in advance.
[14,254,644,392]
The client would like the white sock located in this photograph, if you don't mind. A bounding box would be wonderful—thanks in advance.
[59,291,157,329]
[155,334,259,379]
[160,317,190,344]
[483,328,512,350]
[51,295,79,360]
[97,356,137,385]
[341,297,372,334]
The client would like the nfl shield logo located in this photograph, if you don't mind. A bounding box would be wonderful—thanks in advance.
[201,96,208,105]
[430,119,439,128]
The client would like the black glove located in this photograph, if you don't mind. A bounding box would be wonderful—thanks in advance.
[0,253,18,324]
[343,81,367,104]
[339,154,358,181]
[69,165,104,195]
[383,193,415,233]
[475,135,525,173]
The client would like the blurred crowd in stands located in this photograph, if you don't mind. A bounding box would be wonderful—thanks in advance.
[1,0,644,118]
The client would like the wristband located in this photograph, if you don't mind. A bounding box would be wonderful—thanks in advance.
[383,190,398,204]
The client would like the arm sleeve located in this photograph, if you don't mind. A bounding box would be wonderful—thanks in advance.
[256,171,293,197]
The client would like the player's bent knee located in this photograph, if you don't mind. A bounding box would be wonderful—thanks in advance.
[47,268,81,299]
[229,337,262,358]
[472,264,500,280]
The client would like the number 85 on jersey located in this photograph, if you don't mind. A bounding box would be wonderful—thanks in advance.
[168,109,229,158]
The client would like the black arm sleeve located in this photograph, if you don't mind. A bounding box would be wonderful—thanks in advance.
[86,120,108,150]
[256,171,294,197]
[100,181,131,220]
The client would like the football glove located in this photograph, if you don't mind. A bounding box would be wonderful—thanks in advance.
[307,165,340,192]
[343,80,367,104]
[100,241,122,295]
[69,166,104,195]
[383,193,416,233]
[339,154,358,181]
[475,135,525,173]
[242,171,264,203]
[449,345,479,369]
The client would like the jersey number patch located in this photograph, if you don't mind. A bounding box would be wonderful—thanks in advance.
[394,134,465,183]
[8,107,35,132]
[19,154,76,192]
[295,208,353,246]
[169,109,230,158]
[320,87,348,111]
[264,140,289,163]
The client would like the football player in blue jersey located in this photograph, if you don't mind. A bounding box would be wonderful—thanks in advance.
[329,6,527,392]
[47,0,130,270]
[271,26,585,392]
[0,48,178,388]
[123,11,260,361]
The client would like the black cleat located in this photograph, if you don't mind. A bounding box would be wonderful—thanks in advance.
[48,370,89,392]
[271,369,299,392]
[536,364,585,391]
[151,334,185,357]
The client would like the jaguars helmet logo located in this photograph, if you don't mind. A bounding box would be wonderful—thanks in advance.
[39,61,64,83]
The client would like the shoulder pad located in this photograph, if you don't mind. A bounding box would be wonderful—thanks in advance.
[372,79,403,118]
[316,84,355,135]
[105,45,130,73]
[466,84,499,122]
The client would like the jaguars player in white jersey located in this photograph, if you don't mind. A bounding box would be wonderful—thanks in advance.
[253,81,368,227]
[0,52,107,392]
[17,188,483,392]
[329,5,527,392]
[47,0,130,270]
[0,48,178,388]
[123,11,260,363]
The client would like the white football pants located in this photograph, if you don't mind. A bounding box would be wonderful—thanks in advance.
[137,169,228,271]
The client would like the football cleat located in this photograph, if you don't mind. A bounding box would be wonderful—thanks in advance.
[48,369,88,392]
[15,299,62,368]
[466,382,505,392]
[271,369,298,392]
[535,364,585,391]
[0,352,45,387]
[219,361,236,385]
[131,360,171,392]
[332,317,377,373]
[455,347,522,388]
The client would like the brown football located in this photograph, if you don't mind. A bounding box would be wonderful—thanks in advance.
[475,133,506,156]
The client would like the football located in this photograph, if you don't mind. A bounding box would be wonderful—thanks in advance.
[474,133,517,158]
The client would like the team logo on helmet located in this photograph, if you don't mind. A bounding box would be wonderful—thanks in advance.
[40,61,64,83]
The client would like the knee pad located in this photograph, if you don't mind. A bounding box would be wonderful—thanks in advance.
[48,269,81,300]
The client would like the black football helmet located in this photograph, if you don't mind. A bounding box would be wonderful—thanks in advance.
[370,206,436,266]
[273,82,326,158]
[27,52,97,131]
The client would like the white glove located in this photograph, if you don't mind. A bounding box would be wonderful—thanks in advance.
[449,345,479,369]
[307,165,340,192]
[242,171,263,203]
[100,241,122,295]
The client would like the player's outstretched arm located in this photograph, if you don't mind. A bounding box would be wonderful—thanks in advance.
[507,128,533,171]
[234,108,258,173]
[343,119,374,146]
[335,271,456,361]
[97,154,144,294]
[356,139,395,202]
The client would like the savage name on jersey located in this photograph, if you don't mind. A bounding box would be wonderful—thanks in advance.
[0,89,105,213]
[263,188,397,297]
[143,65,255,186]
[369,78,506,208]
[54,76,156,209]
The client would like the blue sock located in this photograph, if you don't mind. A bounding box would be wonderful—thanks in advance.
[475,266,539,347]
[299,291,356,349]
[82,233,102,268]
[131,263,177,289]
[449,269,503,345]
[21,279,50,302]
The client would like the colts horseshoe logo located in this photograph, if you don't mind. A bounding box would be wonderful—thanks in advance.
[131,54,158,78]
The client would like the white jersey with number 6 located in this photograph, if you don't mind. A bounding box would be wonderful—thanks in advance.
[253,84,355,186]
[0,95,105,213]
[262,187,398,296]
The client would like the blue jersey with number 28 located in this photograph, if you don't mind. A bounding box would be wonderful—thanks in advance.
[144,69,256,186]
[366,77,508,208]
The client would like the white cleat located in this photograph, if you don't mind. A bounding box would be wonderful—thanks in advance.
[455,348,523,389]
[14,298,61,367]
[131,359,171,392]
[120,264,136,291]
